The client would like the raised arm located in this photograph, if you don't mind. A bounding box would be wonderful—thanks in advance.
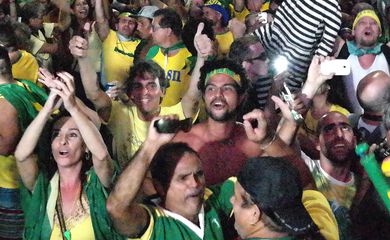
[106,116,176,237]
[95,0,110,41]
[52,72,114,188]
[181,23,215,118]
[14,91,62,191]
[69,36,112,122]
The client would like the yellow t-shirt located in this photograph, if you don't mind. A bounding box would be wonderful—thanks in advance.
[303,190,339,240]
[215,31,234,57]
[232,1,270,22]
[102,30,142,84]
[146,44,193,107]
[12,50,39,84]
[107,101,186,168]
[0,155,19,189]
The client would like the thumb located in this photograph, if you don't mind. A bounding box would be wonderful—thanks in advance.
[271,95,290,116]
[83,22,91,38]
[195,22,205,36]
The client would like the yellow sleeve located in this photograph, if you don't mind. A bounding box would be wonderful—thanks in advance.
[303,190,340,240]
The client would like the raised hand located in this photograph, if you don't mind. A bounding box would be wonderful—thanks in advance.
[38,68,59,89]
[242,109,270,144]
[69,35,89,58]
[194,22,215,58]
[50,72,77,113]
[145,115,179,148]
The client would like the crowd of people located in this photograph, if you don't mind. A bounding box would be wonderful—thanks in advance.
[1,0,390,239]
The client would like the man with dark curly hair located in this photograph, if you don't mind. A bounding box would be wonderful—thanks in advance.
[173,58,313,187]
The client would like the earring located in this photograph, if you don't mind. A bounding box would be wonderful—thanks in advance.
[85,151,91,161]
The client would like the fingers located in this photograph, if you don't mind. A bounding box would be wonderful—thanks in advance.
[195,22,204,37]
[69,35,88,58]
[271,95,291,118]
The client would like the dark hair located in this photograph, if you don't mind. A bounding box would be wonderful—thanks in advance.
[0,22,17,51]
[150,142,199,193]
[21,2,46,24]
[228,35,259,65]
[153,8,183,37]
[0,46,12,75]
[198,58,249,95]
[39,110,92,181]
[124,60,168,93]
[70,0,94,35]
[182,18,215,56]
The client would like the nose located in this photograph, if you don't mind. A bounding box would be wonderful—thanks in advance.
[59,135,67,145]
[189,174,202,188]
[335,126,344,138]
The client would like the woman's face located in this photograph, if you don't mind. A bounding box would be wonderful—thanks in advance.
[51,117,86,168]
[72,0,90,20]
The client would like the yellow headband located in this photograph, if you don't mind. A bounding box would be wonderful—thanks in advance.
[352,10,381,31]
[205,68,241,86]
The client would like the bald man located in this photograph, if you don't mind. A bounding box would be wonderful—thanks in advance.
[349,70,390,144]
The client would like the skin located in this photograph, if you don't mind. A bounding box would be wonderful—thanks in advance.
[136,16,153,39]
[116,16,137,37]
[162,152,206,223]
[204,73,243,122]
[317,112,356,167]
[230,182,259,238]
[241,42,268,81]
[51,116,86,169]
[72,0,90,21]
[246,0,264,13]
[128,72,164,121]
[353,16,381,49]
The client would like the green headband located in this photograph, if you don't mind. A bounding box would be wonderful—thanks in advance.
[205,68,241,86]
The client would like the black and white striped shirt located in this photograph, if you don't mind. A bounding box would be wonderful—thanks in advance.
[255,0,341,90]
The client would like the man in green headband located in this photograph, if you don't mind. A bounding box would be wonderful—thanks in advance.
[331,8,390,114]
[173,58,313,188]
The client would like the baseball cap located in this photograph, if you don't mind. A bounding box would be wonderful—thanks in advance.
[237,157,317,235]
[203,0,230,25]
[118,12,136,19]
[137,5,159,19]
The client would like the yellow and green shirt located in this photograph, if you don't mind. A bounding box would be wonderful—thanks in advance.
[145,43,195,107]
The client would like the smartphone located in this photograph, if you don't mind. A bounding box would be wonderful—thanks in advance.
[320,59,351,76]
[154,118,192,133]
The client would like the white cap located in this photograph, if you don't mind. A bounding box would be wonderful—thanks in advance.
[137,6,159,19]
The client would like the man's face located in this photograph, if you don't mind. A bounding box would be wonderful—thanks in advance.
[204,73,241,122]
[136,16,152,39]
[353,16,381,48]
[202,7,220,26]
[129,72,163,117]
[318,112,356,165]
[151,16,169,45]
[230,182,258,239]
[246,0,264,13]
[242,42,268,81]
[117,16,137,37]
[164,152,205,220]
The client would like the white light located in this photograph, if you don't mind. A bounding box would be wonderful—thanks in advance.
[273,56,289,75]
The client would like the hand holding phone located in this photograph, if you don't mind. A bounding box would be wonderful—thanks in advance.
[154,118,192,133]
[280,83,304,123]
[320,59,351,76]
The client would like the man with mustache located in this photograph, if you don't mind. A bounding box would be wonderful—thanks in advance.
[106,104,291,239]
[301,111,358,239]
[173,58,313,187]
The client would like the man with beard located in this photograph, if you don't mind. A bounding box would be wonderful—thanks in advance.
[331,9,390,114]
[173,59,313,187]
[301,111,358,239]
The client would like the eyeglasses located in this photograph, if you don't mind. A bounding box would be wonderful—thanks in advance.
[245,52,267,63]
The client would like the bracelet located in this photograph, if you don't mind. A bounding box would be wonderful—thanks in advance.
[260,134,277,150]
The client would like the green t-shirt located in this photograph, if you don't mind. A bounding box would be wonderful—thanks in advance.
[136,178,235,240]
